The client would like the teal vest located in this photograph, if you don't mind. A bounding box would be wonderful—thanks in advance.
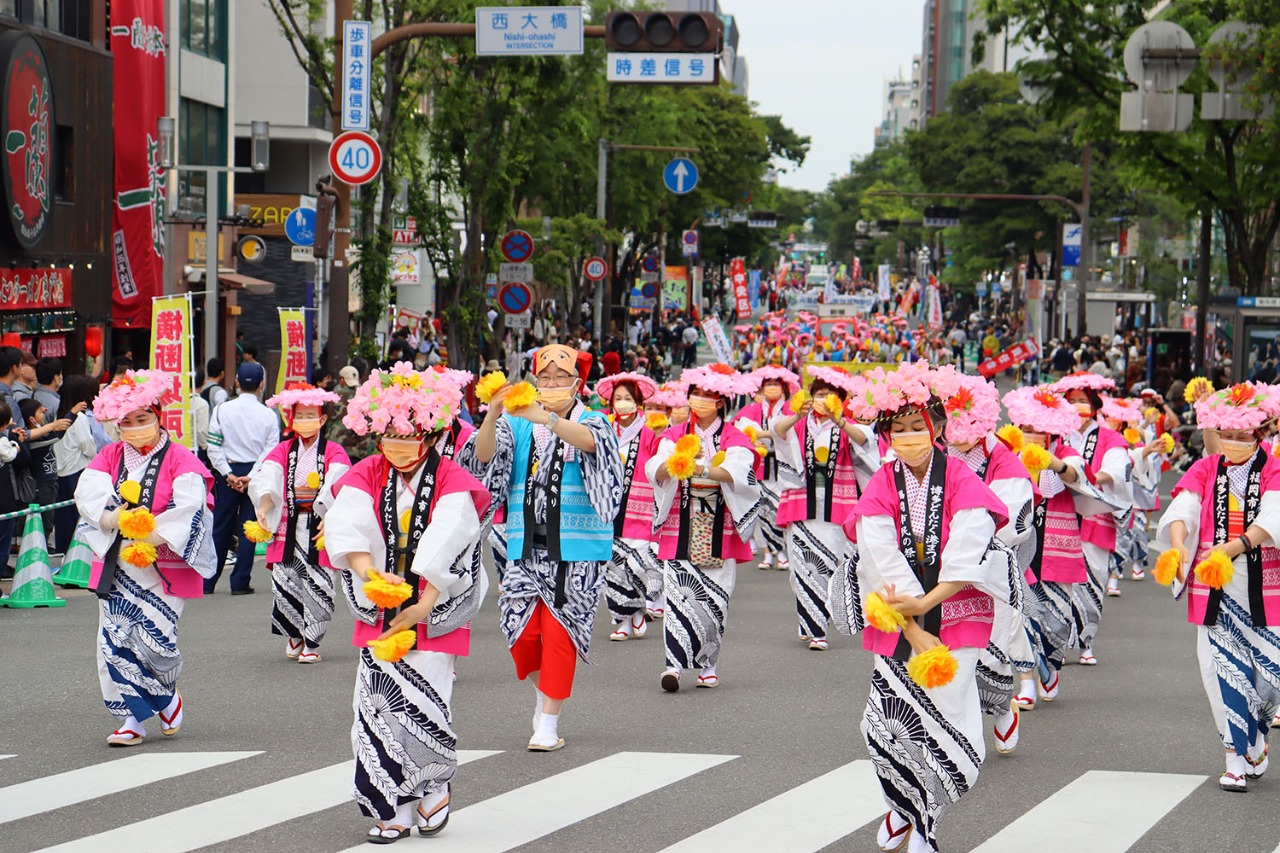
[506,410,613,562]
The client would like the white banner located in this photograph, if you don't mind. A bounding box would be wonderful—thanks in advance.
[701,316,734,365]
[927,284,943,330]
[878,264,892,301]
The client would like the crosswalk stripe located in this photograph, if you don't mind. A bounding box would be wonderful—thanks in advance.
[336,751,737,853]
[38,750,500,853]
[658,760,882,852]
[970,770,1206,853]
[0,752,261,826]
[0,755,14,761]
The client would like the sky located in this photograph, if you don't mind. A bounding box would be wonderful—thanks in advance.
[723,0,925,193]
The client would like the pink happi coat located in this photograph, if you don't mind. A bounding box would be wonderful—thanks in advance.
[776,417,860,527]
[737,399,788,478]
[336,453,490,655]
[617,424,663,541]
[1032,441,1087,585]
[261,437,351,568]
[845,455,1008,655]
[656,420,756,563]
[1079,425,1130,551]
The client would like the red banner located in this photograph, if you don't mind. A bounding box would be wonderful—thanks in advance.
[0,267,71,310]
[110,1,167,329]
[731,258,751,320]
[978,338,1041,379]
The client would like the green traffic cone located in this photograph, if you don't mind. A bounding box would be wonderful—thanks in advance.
[54,525,93,589]
[1,505,67,608]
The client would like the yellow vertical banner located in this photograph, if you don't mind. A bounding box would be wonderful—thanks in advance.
[277,308,309,394]
[149,294,195,449]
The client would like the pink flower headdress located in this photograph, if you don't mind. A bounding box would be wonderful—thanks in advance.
[648,382,688,409]
[595,371,659,404]
[341,362,461,437]
[265,382,341,411]
[1099,396,1142,425]
[750,365,801,394]
[1002,386,1083,437]
[845,361,936,422]
[1195,382,1278,431]
[680,363,755,398]
[94,370,172,422]
[805,363,859,394]
[937,371,1001,445]
[428,365,475,393]
[1050,370,1115,394]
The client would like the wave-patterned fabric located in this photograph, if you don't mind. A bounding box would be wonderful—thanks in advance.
[1075,543,1108,647]
[98,566,185,721]
[755,479,786,554]
[976,645,1015,716]
[1028,580,1076,674]
[270,510,335,649]
[1201,594,1280,755]
[605,536,662,621]
[787,519,846,639]
[663,558,736,670]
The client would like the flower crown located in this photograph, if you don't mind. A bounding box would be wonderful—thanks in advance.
[341,362,461,436]
[94,370,173,422]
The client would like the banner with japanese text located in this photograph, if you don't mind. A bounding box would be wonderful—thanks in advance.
[927,278,943,330]
[731,258,751,320]
[662,266,689,313]
[149,295,194,448]
[977,338,1041,379]
[110,0,167,329]
[277,308,309,394]
[700,316,734,365]
[877,264,892,302]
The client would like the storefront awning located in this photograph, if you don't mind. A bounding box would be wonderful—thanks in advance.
[219,272,274,295]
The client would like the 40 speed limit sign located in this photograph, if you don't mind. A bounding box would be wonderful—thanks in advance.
[329,131,383,186]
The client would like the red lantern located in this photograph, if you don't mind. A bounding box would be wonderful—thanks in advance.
[1,333,20,348]
[84,325,103,358]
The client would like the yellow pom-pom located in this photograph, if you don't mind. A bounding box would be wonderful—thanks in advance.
[121,541,158,568]
[756,446,767,457]
[306,471,322,490]
[743,425,759,442]
[788,389,809,414]
[503,381,538,411]
[1123,428,1141,446]
[476,371,508,404]
[119,480,142,506]
[824,393,843,418]
[1153,549,1182,586]
[711,451,726,467]
[1160,433,1174,454]
[367,629,417,662]
[646,412,669,431]
[667,453,697,480]
[118,507,156,541]
[1185,376,1213,403]
[1195,550,1235,590]
[675,434,701,456]
[863,592,907,633]
[399,510,412,534]
[815,446,830,464]
[315,534,325,552]
[1020,444,1053,476]
[996,425,1024,453]
[907,645,959,689]
[243,520,274,543]
[364,574,413,609]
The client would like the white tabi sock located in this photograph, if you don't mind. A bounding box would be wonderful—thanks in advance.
[1226,753,1248,777]
[392,800,415,830]
[118,715,142,733]
[535,712,560,742]
[161,694,182,718]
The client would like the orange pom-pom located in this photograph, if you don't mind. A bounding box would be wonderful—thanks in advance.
[863,592,907,633]
[1124,428,1141,446]
[907,645,959,688]
[121,541,157,568]
[118,507,156,541]
[1020,444,1052,476]
[364,574,413,609]
[667,453,697,480]
[675,434,701,456]
[503,381,537,410]
[476,371,508,404]
[1153,549,1182,586]
[646,412,669,431]
[1195,550,1235,589]
[996,425,1024,453]
[367,630,417,662]
[243,520,274,543]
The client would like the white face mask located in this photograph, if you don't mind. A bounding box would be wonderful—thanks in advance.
[613,398,637,416]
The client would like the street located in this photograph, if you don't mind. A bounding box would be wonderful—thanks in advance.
[1,534,1276,853]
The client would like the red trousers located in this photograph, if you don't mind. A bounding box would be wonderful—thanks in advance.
[510,600,578,700]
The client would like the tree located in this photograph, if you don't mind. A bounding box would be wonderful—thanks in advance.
[816,139,924,272]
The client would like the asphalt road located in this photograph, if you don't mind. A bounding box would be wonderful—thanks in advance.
[1,521,1277,853]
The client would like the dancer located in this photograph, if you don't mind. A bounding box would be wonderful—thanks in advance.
[250,383,350,663]
[772,363,876,650]
[1050,372,1132,665]
[640,382,689,617]
[459,344,623,751]
[1156,382,1280,792]
[74,370,216,746]
[648,363,762,692]
[596,371,664,641]
[325,366,489,841]
[835,363,1013,853]
[735,365,801,569]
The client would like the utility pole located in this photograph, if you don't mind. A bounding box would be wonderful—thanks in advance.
[1075,141,1092,340]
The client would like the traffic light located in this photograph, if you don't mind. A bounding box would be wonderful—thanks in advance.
[604,12,721,52]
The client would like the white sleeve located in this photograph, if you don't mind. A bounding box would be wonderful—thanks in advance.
[847,424,882,490]
[314,462,350,518]
[989,477,1035,548]
[1254,492,1280,548]
[410,492,481,604]
[645,438,679,528]
[1098,446,1133,504]
[939,507,1000,588]
[1154,490,1201,554]
[855,514,924,598]
[718,445,762,539]
[325,486,386,576]
[152,472,211,554]
[207,406,229,477]
[771,423,805,492]
[247,458,285,531]
[73,467,120,556]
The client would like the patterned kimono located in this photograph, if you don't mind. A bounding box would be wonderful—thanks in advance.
[831,450,1013,853]
[1156,451,1280,762]
[735,399,790,558]
[74,437,216,724]
[326,451,489,822]
[773,414,877,641]
[1122,433,1164,577]
[648,418,762,673]
[604,418,664,624]
[250,435,351,649]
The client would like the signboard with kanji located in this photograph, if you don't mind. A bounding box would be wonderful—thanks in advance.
[977,339,1041,379]
[341,20,371,131]
[148,294,194,449]
[276,308,309,394]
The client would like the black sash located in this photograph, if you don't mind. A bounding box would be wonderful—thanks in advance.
[761,403,780,480]
[1082,426,1099,469]
[975,443,992,482]
[94,440,173,600]
[614,432,641,536]
[1206,452,1267,627]
[521,420,570,564]
[283,435,327,565]
[379,450,439,632]
[439,422,460,460]
[891,449,947,662]
[674,421,728,561]
[805,419,840,522]
[1029,500,1048,582]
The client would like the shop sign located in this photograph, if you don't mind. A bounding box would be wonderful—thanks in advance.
[0,32,53,249]
[0,267,70,309]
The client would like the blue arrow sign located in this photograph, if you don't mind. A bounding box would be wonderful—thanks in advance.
[285,208,317,247]
[663,158,699,195]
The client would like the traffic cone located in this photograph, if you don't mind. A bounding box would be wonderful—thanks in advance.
[0,505,67,608]
[53,524,93,589]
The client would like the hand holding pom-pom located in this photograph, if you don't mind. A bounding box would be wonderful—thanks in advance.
[646,412,669,432]
[675,434,701,457]
[1195,550,1234,589]
[711,451,726,468]
[119,480,142,506]
[995,425,1024,453]
[666,453,697,480]
[743,425,758,442]
[907,645,959,688]
[1184,376,1213,404]
[1159,433,1174,454]
[502,382,538,411]
[476,371,508,404]
[364,573,413,609]
[243,520,274,543]
[788,390,809,415]
[823,393,844,420]
[368,630,417,662]
[1020,444,1053,476]
[863,591,907,633]
[1153,549,1182,586]
[121,541,158,568]
[118,507,156,541]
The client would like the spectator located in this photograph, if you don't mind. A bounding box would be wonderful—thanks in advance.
[11,350,37,401]
[326,364,375,461]
[191,368,212,470]
[242,344,259,365]
[52,375,97,554]
[1050,341,1076,379]
[0,400,30,579]
[681,322,699,369]
[199,357,229,410]
[18,397,71,553]
[109,355,133,381]
[206,362,279,595]
[0,346,21,414]
[34,357,62,415]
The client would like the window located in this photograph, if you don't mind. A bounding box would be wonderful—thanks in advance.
[177,98,226,217]
[180,0,225,60]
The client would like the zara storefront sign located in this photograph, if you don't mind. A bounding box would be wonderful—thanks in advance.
[0,32,53,249]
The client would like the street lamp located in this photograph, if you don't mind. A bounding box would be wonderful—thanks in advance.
[157,117,270,367]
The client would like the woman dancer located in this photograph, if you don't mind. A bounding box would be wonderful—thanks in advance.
[1156,382,1280,792]
[326,366,489,840]
[251,383,350,663]
[459,344,622,751]
[648,363,762,691]
[596,371,664,641]
[772,363,876,650]
[836,363,1012,853]
[736,365,802,569]
[74,370,216,746]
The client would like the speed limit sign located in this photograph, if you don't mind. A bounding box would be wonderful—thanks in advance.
[583,256,608,281]
[329,131,383,186]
